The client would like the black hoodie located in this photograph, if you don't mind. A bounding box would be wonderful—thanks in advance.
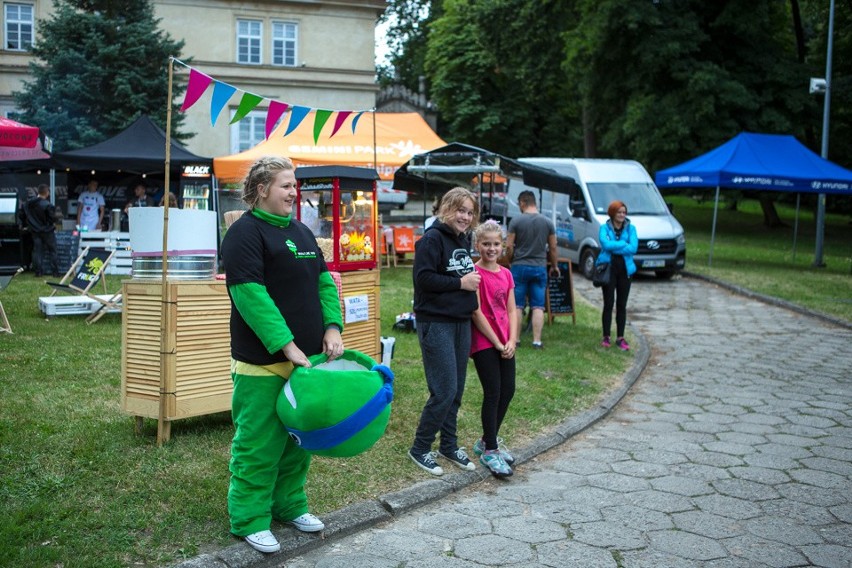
[412,220,478,322]
[24,196,56,234]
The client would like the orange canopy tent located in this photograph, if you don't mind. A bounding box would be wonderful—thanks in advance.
[214,112,445,183]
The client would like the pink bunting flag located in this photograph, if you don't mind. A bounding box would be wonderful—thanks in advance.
[329,111,352,138]
[265,101,290,138]
[181,68,213,112]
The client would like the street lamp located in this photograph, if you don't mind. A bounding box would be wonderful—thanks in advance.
[812,0,835,268]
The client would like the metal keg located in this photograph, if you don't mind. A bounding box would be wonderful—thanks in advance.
[131,255,217,280]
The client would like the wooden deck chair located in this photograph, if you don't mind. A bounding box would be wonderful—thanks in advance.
[381,227,396,268]
[0,267,23,334]
[224,209,246,228]
[393,227,416,263]
[44,247,122,323]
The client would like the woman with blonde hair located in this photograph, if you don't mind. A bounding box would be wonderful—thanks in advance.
[408,187,481,476]
[220,156,344,553]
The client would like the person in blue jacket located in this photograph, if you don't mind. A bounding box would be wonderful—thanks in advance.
[596,200,637,351]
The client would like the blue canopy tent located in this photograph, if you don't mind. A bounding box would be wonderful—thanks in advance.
[655,132,852,265]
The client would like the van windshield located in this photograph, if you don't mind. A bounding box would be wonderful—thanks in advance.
[586,182,669,215]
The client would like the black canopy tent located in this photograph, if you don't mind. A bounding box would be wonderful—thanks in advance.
[393,142,577,223]
[55,115,211,175]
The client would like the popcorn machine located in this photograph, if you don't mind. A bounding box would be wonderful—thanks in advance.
[295,166,381,360]
[295,166,379,271]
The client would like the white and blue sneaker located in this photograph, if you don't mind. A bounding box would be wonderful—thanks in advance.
[473,437,515,466]
[437,447,476,471]
[480,449,513,478]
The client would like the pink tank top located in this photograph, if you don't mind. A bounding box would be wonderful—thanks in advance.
[470,265,515,355]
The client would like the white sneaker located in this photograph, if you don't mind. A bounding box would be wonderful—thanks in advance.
[244,530,280,553]
[287,512,325,533]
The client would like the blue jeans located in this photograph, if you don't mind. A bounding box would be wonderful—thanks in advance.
[411,321,471,455]
[511,265,547,310]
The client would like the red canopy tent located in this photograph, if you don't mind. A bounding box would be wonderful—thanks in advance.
[0,117,40,149]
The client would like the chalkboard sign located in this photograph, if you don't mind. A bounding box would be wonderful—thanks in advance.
[546,260,575,324]
[55,231,80,275]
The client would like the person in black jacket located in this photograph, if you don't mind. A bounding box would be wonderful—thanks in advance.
[408,187,481,476]
[24,184,59,277]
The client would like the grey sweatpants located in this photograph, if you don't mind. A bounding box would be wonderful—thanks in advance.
[411,320,471,455]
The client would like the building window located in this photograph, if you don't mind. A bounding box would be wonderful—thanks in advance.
[236,19,262,64]
[5,3,34,51]
[272,21,298,67]
[230,110,266,153]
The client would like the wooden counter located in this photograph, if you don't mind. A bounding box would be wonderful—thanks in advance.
[121,270,381,442]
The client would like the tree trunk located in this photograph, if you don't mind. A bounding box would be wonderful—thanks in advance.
[758,192,786,227]
[582,104,597,158]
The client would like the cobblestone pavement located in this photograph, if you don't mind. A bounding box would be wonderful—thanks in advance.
[175,276,849,568]
[268,275,852,568]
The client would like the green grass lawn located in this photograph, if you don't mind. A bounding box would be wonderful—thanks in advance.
[0,266,629,567]
[668,194,852,323]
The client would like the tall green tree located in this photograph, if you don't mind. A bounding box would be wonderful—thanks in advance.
[564,0,817,173]
[377,0,440,91]
[14,0,187,151]
[425,0,581,157]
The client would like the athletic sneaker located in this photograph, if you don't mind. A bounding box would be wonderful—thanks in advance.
[473,437,515,465]
[532,342,543,350]
[286,512,325,533]
[616,337,630,351]
[480,449,513,478]
[244,530,280,553]
[601,336,611,348]
[409,449,444,476]
[437,447,476,471]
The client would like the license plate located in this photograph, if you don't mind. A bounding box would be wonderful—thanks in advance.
[642,260,665,268]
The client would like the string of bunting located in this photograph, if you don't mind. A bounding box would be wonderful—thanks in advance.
[173,58,372,143]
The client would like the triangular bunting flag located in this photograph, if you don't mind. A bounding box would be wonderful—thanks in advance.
[284,106,311,137]
[265,101,289,139]
[330,111,352,138]
[210,81,237,126]
[230,92,264,124]
[181,68,213,112]
[312,110,333,143]
[351,111,365,134]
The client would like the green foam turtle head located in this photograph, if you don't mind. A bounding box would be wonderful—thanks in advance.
[276,349,393,458]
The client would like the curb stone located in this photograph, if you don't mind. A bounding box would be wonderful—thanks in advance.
[170,315,651,568]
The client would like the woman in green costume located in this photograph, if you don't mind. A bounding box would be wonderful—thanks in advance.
[220,156,345,554]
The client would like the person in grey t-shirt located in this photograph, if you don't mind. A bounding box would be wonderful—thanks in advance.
[505,191,559,349]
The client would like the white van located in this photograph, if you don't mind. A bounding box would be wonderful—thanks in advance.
[510,158,686,279]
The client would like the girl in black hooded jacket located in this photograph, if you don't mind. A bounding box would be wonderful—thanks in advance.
[407,187,482,476]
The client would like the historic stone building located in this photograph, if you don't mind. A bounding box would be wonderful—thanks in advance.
[0,0,385,158]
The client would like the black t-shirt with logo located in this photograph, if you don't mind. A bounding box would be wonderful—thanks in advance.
[222,212,328,365]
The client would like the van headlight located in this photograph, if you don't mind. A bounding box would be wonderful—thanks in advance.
[676,233,686,245]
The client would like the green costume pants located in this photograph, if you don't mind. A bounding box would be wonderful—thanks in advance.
[228,364,311,536]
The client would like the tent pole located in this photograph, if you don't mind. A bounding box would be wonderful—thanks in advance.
[158,57,175,447]
[709,185,720,267]
[792,193,800,263]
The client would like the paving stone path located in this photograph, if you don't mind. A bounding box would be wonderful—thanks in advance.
[258,276,851,568]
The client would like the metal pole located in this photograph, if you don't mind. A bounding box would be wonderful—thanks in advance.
[709,185,720,267]
[792,193,800,263]
[813,0,834,267]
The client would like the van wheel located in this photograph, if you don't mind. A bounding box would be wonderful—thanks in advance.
[655,270,675,280]
[581,249,597,280]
